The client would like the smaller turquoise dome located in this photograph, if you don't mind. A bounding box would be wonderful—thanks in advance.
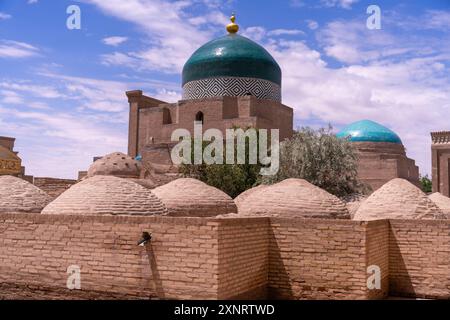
[337,120,403,144]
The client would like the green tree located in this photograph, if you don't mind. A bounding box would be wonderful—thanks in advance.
[179,128,263,198]
[420,174,432,193]
[261,126,367,197]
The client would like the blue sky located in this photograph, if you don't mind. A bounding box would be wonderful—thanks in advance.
[0,0,449,179]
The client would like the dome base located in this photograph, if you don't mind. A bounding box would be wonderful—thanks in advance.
[182,77,281,102]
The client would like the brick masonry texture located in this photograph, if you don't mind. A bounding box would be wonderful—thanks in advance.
[33,177,77,201]
[0,213,449,300]
[87,152,142,179]
[389,220,450,299]
[152,178,237,217]
[267,218,387,299]
[0,175,51,213]
[236,179,350,219]
[429,193,450,218]
[355,178,445,221]
[352,142,420,192]
[41,176,168,216]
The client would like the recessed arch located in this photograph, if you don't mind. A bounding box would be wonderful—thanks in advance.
[162,108,172,125]
[195,111,204,124]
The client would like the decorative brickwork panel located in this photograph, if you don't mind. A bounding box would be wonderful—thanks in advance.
[431,131,450,145]
[182,77,281,102]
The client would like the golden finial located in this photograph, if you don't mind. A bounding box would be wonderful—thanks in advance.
[226,13,239,34]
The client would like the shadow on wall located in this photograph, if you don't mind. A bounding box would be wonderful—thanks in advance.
[267,226,293,299]
[146,245,165,299]
[388,227,415,298]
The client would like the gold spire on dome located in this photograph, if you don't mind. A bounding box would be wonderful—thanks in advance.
[226,13,239,34]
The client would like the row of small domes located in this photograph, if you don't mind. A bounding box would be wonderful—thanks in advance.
[1,174,449,220]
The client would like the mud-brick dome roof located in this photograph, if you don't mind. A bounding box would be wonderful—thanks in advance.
[42,175,167,216]
[87,152,142,178]
[337,120,403,144]
[234,184,269,208]
[152,178,237,217]
[236,178,350,219]
[429,193,450,218]
[354,178,445,220]
[0,175,50,213]
[182,34,281,86]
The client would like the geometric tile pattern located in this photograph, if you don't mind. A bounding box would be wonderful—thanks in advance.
[182,77,281,102]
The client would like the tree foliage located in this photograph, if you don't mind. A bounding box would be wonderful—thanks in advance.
[420,174,432,193]
[261,126,366,197]
[179,131,262,199]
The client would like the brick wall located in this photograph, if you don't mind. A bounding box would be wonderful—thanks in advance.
[268,218,389,299]
[0,213,449,300]
[34,177,77,200]
[217,218,269,300]
[0,214,220,300]
[366,220,390,299]
[389,219,450,299]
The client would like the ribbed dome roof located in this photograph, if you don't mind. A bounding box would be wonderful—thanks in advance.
[342,194,368,219]
[152,178,237,217]
[236,178,350,219]
[354,179,444,220]
[0,175,50,213]
[87,152,141,178]
[42,175,167,216]
[337,120,402,144]
[234,184,269,208]
[429,193,450,218]
[182,34,281,86]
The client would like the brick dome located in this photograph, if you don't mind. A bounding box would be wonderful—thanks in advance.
[342,194,368,219]
[0,175,50,213]
[429,193,450,218]
[152,178,237,217]
[42,175,167,216]
[87,152,141,178]
[236,178,350,219]
[234,184,269,208]
[354,178,445,221]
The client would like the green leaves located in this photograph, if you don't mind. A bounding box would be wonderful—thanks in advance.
[262,126,365,198]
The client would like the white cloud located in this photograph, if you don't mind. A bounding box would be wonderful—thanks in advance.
[0,40,39,59]
[0,81,63,99]
[243,27,304,42]
[28,0,39,4]
[0,12,12,20]
[260,18,450,177]
[85,0,227,73]
[424,10,450,31]
[242,27,267,42]
[102,36,128,46]
[101,52,138,67]
[306,20,319,30]
[320,0,359,9]
[316,20,423,64]
[0,105,128,178]
[1,90,24,104]
[268,29,305,37]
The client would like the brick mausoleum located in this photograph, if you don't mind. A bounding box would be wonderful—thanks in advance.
[0,16,449,300]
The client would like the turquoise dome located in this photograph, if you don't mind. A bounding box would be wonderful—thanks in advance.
[337,120,403,144]
[182,34,281,86]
